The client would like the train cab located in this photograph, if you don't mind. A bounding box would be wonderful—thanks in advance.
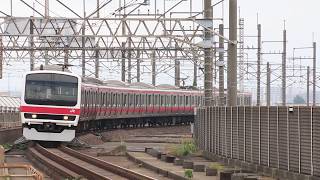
[20,68,81,142]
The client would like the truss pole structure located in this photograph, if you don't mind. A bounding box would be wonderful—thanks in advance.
[313,42,317,106]
[0,16,206,81]
[218,24,225,106]
[257,24,261,106]
[282,29,287,106]
[227,0,238,106]
[203,0,214,106]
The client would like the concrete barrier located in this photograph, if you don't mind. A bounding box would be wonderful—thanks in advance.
[0,128,22,144]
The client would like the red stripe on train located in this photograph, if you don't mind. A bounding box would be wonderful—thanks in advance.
[20,106,80,115]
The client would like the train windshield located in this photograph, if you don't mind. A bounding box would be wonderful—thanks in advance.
[25,73,78,106]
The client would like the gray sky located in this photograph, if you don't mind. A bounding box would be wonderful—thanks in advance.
[0,0,319,102]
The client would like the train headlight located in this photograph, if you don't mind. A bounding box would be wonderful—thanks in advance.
[63,116,69,120]
[31,114,37,119]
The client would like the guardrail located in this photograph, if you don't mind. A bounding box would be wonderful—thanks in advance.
[0,107,20,129]
[194,106,320,178]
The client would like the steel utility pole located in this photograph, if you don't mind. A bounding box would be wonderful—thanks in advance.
[175,44,180,87]
[266,62,270,106]
[121,42,126,82]
[128,39,132,83]
[95,45,99,78]
[227,0,238,106]
[204,0,213,106]
[151,51,156,86]
[281,29,286,106]
[193,50,198,87]
[136,49,141,82]
[96,0,100,18]
[64,45,69,67]
[313,42,317,106]
[0,37,2,79]
[218,24,225,106]
[29,17,34,71]
[257,24,261,106]
[81,2,86,77]
[44,0,49,65]
[307,66,310,106]
[45,0,49,17]
[121,1,126,82]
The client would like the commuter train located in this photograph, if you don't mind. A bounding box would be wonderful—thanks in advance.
[20,66,252,142]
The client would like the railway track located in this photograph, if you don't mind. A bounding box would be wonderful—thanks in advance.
[28,143,157,180]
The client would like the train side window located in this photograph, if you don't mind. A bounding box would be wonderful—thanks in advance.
[191,96,194,105]
[129,94,132,106]
[166,95,169,106]
[141,94,144,106]
[107,92,110,106]
[186,96,189,106]
[160,95,163,106]
[142,94,145,106]
[148,94,151,106]
[110,92,113,106]
[135,94,139,106]
[173,95,175,106]
[113,92,115,106]
[105,92,107,106]
[123,94,127,106]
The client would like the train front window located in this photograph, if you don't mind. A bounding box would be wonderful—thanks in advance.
[25,73,78,106]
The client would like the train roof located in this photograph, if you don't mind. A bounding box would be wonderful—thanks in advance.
[129,82,154,89]
[34,65,72,73]
[103,80,127,87]
[156,84,179,90]
[82,77,103,84]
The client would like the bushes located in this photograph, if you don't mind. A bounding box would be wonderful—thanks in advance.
[184,169,193,179]
[168,139,197,157]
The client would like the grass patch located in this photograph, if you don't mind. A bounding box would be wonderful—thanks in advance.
[209,162,225,171]
[167,139,197,157]
[1,143,12,151]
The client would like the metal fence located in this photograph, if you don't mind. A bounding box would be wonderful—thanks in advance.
[0,107,20,129]
[194,106,320,177]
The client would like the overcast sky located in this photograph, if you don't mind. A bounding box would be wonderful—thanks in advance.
[0,0,318,102]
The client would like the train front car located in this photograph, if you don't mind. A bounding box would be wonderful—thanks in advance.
[20,70,81,142]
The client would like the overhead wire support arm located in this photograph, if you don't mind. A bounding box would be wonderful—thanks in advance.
[190,17,236,45]
[86,0,112,19]
[0,11,10,17]
[20,0,44,17]
[55,0,82,18]
[158,0,185,19]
